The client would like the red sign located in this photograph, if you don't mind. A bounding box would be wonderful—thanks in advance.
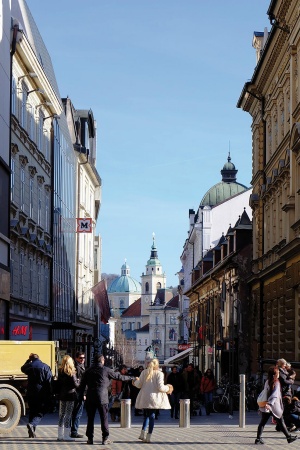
[76,218,92,233]
[10,321,30,340]
[178,344,191,351]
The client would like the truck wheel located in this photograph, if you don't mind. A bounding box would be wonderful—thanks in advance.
[0,389,21,434]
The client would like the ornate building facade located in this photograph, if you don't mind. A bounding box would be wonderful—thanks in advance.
[238,0,300,372]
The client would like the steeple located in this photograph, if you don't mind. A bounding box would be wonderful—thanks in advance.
[147,232,160,264]
[221,152,238,183]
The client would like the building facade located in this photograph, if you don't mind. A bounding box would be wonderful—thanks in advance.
[10,0,62,340]
[63,99,102,354]
[0,0,12,339]
[238,0,300,372]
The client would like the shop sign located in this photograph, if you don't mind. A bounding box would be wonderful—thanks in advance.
[10,321,30,340]
[178,344,191,351]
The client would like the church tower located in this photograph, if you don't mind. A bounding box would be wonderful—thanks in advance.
[141,234,166,316]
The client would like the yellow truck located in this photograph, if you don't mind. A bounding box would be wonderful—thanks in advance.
[0,340,58,434]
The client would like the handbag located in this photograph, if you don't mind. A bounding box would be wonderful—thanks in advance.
[257,384,268,407]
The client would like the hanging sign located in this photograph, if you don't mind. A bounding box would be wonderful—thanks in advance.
[76,218,92,233]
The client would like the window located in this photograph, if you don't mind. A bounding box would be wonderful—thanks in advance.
[154,328,160,339]
[155,316,159,325]
[11,158,15,201]
[145,282,149,292]
[11,78,17,115]
[37,110,43,150]
[156,282,161,289]
[29,258,33,300]
[138,339,141,345]
[19,252,24,297]
[170,315,176,325]
[20,84,27,128]
[29,178,34,217]
[37,186,42,226]
[10,246,14,294]
[145,339,147,345]
[20,168,25,211]
[37,263,41,304]
[120,299,124,309]
[45,191,50,232]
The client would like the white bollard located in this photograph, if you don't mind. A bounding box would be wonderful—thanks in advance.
[239,374,246,428]
[179,399,190,428]
[120,399,131,428]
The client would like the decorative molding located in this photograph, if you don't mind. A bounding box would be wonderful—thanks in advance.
[11,143,19,156]
[37,175,45,185]
[28,166,37,177]
[19,155,29,167]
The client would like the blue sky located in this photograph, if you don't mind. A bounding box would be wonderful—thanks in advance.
[27,0,270,287]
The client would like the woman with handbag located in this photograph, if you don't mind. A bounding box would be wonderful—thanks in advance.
[56,355,80,441]
[133,358,173,443]
[255,366,297,445]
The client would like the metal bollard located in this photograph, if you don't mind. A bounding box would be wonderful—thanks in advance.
[120,399,131,428]
[179,399,190,428]
[239,374,246,428]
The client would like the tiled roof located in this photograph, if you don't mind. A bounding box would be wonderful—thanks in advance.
[121,298,141,317]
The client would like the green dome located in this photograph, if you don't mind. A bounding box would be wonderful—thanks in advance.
[200,154,248,207]
[108,261,141,293]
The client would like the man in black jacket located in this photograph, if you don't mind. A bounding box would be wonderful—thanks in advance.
[70,351,86,438]
[21,353,52,438]
[79,354,134,445]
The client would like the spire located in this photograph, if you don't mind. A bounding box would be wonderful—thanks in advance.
[221,152,238,183]
[147,233,161,266]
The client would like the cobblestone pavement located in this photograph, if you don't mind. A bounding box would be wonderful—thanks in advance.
[1,409,299,449]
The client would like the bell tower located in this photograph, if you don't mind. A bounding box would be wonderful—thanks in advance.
[141,233,166,316]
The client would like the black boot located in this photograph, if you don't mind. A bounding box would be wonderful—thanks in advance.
[255,438,264,445]
[287,435,297,444]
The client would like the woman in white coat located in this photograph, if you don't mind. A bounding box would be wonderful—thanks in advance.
[133,359,173,443]
[255,365,297,445]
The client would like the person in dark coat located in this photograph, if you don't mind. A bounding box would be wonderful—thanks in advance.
[57,355,80,441]
[70,351,86,438]
[166,366,183,419]
[79,354,134,446]
[277,359,295,397]
[21,353,52,438]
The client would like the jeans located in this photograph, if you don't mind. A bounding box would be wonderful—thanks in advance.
[142,409,156,434]
[58,400,75,428]
[71,397,84,434]
[204,392,213,414]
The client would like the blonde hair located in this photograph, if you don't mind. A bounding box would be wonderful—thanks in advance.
[277,358,287,368]
[145,358,159,381]
[59,355,75,376]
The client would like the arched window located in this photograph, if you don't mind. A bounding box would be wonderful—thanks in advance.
[156,282,161,289]
[145,282,149,292]
[120,299,124,309]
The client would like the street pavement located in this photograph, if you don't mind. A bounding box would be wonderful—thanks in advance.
[1,408,299,449]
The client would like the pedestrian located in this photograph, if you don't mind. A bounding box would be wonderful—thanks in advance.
[133,358,173,443]
[255,365,297,445]
[109,364,131,422]
[166,366,182,419]
[21,352,52,438]
[181,363,200,416]
[57,355,80,441]
[70,351,86,438]
[277,358,295,396]
[200,369,216,415]
[79,354,134,446]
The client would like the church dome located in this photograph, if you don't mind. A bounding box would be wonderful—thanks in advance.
[108,261,141,293]
[200,154,248,207]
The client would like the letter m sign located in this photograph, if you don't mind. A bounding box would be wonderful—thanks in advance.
[77,218,93,233]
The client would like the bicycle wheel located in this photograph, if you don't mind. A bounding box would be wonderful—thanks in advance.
[213,396,229,413]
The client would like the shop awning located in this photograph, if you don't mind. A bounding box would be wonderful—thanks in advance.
[164,347,194,365]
